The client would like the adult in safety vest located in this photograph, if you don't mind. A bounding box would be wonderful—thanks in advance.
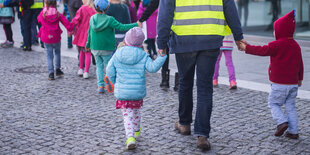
[157,0,245,151]
[21,0,44,51]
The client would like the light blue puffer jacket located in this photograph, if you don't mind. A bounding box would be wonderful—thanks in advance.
[106,46,167,100]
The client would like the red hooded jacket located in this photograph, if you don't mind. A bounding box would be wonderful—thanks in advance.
[245,10,304,84]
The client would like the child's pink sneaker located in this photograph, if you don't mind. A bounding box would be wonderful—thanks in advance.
[229,81,237,90]
[213,79,218,87]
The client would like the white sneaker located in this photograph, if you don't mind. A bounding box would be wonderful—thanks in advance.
[83,72,89,79]
[77,69,83,76]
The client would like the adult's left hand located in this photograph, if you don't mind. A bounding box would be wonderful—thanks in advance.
[235,39,248,51]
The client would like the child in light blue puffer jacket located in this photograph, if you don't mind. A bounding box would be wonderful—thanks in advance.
[106,27,166,150]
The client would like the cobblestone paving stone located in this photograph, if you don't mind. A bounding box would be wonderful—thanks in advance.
[0,48,309,155]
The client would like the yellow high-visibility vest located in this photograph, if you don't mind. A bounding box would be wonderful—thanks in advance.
[171,0,232,36]
[30,0,44,9]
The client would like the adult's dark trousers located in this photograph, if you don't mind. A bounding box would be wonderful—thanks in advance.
[68,6,79,20]
[271,0,279,22]
[31,9,42,44]
[145,38,157,59]
[175,49,219,138]
[237,0,249,27]
[3,24,13,42]
[162,48,169,72]
[22,9,42,48]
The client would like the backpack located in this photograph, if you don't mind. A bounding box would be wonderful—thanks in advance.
[20,0,34,9]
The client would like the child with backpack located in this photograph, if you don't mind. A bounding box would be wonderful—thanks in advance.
[105,27,167,150]
[70,0,96,79]
[86,0,141,93]
[37,0,73,80]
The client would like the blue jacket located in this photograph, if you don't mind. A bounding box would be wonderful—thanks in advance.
[106,46,167,100]
[157,0,244,54]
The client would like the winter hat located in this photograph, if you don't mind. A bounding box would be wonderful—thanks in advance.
[124,27,145,47]
[274,10,296,39]
[94,0,110,12]
[45,0,56,1]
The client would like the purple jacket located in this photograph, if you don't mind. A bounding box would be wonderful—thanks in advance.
[37,7,74,44]
[137,3,157,39]
[128,5,137,23]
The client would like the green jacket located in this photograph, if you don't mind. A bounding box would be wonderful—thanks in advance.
[86,13,138,51]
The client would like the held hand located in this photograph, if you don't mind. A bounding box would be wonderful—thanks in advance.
[235,39,248,51]
[137,21,142,28]
[298,80,302,87]
[0,4,4,8]
[158,49,167,57]
[68,31,73,37]
[239,42,247,51]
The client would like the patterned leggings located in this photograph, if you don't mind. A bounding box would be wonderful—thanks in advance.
[121,108,141,138]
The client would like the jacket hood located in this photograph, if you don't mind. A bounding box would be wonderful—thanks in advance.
[42,7,60,23]
[274,10,296,40]
[115,46,146,65]
[90,14,110,32]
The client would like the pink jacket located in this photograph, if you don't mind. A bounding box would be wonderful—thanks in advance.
[137,3,158,39]
[71,5,96,47]
[37,7,74,44]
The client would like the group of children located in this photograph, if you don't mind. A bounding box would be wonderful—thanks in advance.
[1,0,304,151]
[36,0,161,150]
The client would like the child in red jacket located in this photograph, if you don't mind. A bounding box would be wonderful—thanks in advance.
[240,10,303,139]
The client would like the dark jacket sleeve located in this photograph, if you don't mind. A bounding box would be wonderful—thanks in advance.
[223,0,244,41]
[4,0,19,7]
[138,0,159,22]
[156,0,175,50]
[68,0,82,8]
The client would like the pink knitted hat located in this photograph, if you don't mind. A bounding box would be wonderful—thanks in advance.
[124,27,145,47]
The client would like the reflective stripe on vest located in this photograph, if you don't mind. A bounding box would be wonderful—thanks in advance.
[30,0,44,9]
[171,0,232,36]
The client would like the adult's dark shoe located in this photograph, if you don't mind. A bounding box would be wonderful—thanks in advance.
[23,46,32,51]
[55,68,64,76]
[174,120,190,135]
[197,136,211,151]
[48,73,55,80]
[285,132,299,139]
[274,122,288,136]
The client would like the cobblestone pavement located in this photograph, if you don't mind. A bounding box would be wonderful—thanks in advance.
[0,48,310,155]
